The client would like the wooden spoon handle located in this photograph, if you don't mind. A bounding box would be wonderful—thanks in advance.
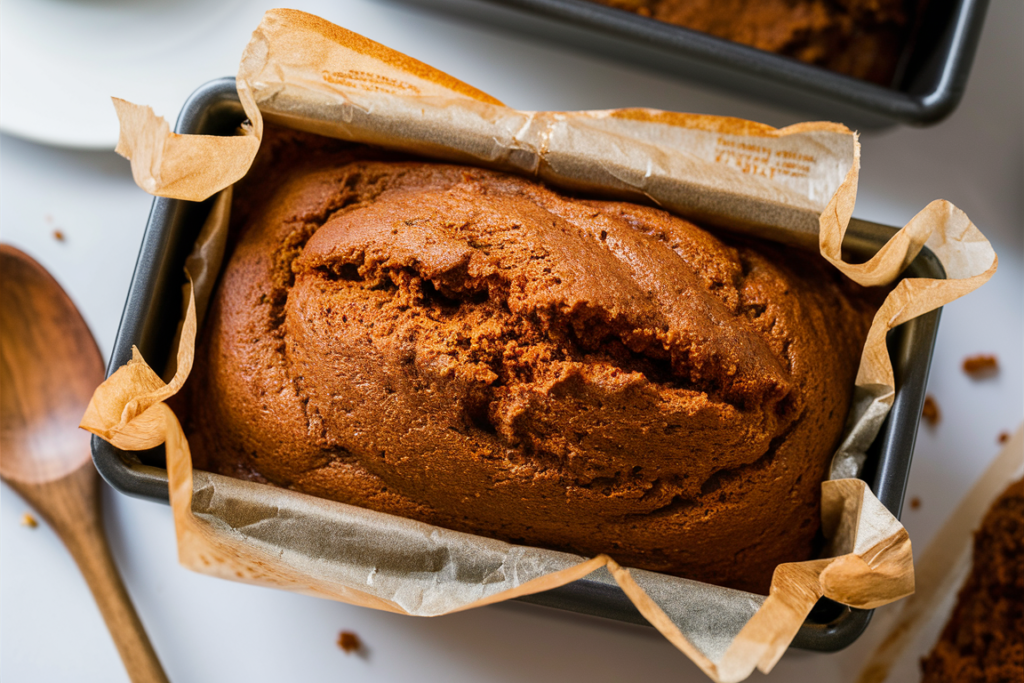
[66,528,171,683]
[47,468,170,683]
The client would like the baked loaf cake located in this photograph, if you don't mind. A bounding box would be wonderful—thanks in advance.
[592,0,917,85]
[180,128,876,594]
[921,477,1024,682]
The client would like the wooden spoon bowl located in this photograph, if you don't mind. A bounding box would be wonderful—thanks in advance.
[0,244,169,683]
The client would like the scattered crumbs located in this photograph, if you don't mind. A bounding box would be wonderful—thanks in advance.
[921,395,940,427]
[909,496,921,510]
[962,354,998,378]
[337,630,363,655]
[53,229,66,242]
[21,513,38,528]
[998,431,1010,444]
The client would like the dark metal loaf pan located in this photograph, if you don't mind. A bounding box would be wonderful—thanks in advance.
[387,0,988,128]
[93,78,944,652]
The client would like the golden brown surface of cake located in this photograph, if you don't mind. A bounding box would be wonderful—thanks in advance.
[178,128,876,594]
[592,0,916,85]
[921,478,1024,682]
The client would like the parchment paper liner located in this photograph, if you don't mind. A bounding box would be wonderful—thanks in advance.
[84,9,997,682]
[854,424,1024,683]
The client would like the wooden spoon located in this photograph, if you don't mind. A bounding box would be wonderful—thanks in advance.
[0,245,169,683]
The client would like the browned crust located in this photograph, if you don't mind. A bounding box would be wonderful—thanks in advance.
[269,9,505,107]
[177,127,875,594]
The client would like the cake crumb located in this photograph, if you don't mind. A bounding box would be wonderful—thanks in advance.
[920,478,1023,681]
[962,354,998,378]
[21,513,38,528]
[922,395,940,426]
[998,431,1010,444]
[52,229,65,242]
[910,496,921,510]
[337,631,363,654]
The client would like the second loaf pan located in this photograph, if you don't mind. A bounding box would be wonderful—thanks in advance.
[93,77,945,652]
[388,0,989,128]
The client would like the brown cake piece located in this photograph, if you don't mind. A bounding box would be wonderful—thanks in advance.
[178,127,876,594]
[963,354,999,378]
[921,478,1024,682]
[922,395,941,426]
[592,0,917,85]
[337,631,363,654]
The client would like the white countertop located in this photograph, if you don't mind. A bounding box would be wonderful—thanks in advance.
[1,1,1021,681]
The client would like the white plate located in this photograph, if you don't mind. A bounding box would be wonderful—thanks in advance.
[0,0,793,151]
[0,0,323,149]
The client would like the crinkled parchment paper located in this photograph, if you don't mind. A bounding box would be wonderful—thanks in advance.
[85,9,997,683]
